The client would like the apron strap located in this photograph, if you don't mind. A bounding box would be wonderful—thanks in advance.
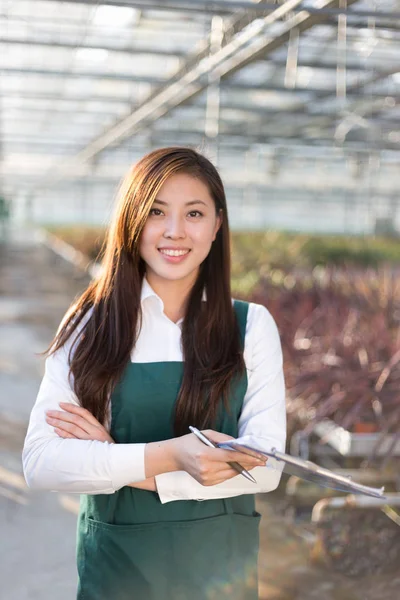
[233,300,249,351]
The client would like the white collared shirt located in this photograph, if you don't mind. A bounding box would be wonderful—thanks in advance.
[22,278,286,503]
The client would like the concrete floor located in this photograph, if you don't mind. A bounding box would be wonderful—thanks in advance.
[0,228,399,600]
[0,229,90,600]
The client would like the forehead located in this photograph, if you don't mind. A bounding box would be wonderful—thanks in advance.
[156,172,213,204]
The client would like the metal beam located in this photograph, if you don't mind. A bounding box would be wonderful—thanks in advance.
[2,55,397,79]
[3,132,400,154]
[328,18,400,31]
[0,14,205,34]
[3,107,127,117]
[1,66,164,84]
[0,37,186,58]
[4,86,399,108]
[254,56,400,73]
[2,109,129,120]
[0,64,387,96]
[4,111,400,129]
[29,0,226,16]
[2,92,133,105]
[6,10,399,35]
[32,0,400,20]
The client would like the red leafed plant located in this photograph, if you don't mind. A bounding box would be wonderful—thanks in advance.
[248,266,400,460]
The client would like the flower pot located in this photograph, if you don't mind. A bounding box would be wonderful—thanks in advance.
[353,422,379,434]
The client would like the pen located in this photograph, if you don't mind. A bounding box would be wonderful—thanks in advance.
[189,426,257,484]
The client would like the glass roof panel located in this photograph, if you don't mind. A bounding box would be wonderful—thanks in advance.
[1,0,400,205]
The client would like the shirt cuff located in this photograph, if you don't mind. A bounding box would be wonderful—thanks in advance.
[155,470,196,504]
[155,459,285,503]
[109,442,147,491]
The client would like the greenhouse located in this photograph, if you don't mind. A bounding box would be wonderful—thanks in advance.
[0,1,399,599]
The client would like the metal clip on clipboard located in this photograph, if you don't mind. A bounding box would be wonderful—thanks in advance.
[217,442,386,499]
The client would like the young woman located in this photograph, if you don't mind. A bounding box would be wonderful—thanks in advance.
[23,147,286,600]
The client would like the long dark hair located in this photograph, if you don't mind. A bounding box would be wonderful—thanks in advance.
[48,147,245,436]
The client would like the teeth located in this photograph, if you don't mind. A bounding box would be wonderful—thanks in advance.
[160,249,189,257]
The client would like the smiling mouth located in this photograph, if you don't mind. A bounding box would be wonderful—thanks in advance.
[158,249,191,257]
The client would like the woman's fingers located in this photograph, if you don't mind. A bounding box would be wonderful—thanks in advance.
[200,459,262,486]
[46,410,93,435]
[202,430,235,444]
[207,447,266,468]
[213,471,241,485]
[233,452,267,467]
[58,402,101,426]
[201,430,267,465]
[54,427,79,439]
[201,468,243,486]
[46,406,114,443]
[47,417,91,439]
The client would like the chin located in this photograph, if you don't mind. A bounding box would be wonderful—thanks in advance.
[149,264,200,283]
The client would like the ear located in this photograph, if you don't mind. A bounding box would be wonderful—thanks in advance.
[212,209,223,241]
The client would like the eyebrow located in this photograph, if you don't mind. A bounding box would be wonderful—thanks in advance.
[153,199,208,207]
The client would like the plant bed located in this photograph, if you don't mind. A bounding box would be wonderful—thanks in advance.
[249,266,400,464]
[312,508,400,576]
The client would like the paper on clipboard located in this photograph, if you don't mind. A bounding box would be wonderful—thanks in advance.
[217,441,385,499]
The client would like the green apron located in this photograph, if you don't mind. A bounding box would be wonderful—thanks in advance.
[76,300,261,600]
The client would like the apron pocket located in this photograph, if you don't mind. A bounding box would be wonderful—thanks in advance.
[77,512,261,600]
[77,517,169,600]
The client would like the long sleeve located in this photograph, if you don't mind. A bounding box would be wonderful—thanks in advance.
[155,303,287,503]
[22,329,146,495]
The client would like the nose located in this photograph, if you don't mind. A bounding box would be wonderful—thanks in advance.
[163,214,186,240]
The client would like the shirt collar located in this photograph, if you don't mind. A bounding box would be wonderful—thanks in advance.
[140,276,160,304]
[140,277,207,310]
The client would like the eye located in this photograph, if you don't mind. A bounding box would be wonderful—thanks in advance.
[188,210,203,218]
[149,208,164,216]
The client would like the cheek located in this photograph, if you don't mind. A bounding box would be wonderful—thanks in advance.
[190,225,216,253]
[139,223,157,249]
[138,230,153,261]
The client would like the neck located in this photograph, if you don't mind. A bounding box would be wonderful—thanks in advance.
[145,272,198,323]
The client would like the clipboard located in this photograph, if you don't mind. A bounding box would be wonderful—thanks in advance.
[217,441,385,499]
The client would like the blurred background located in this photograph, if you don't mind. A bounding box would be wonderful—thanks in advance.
[0,0,400,598]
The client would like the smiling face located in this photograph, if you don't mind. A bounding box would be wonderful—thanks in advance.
[139,172,222,291]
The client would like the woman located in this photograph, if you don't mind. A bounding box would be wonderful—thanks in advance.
[23,147,286,600]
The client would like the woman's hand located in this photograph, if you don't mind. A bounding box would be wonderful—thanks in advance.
[46,404,156,491]
[170,430,267,486]
[45,403,114,443]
